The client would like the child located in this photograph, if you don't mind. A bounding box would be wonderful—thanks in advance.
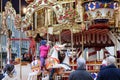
[39,40,50,71]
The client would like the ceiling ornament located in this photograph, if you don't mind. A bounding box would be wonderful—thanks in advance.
[14,0,67,35]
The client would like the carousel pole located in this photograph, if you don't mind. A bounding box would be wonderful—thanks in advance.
[71,22,74,70]
[0,0,3,69]
[71,25,73,56]
[59,26,61,44]
[19,0,22,79]
[115,11,119,57]
[35,12,37,58]
[80,0,84,58]
[46,8,49,42]
[10,0,12,63]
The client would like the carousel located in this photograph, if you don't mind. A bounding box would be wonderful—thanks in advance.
[0,0,120,80]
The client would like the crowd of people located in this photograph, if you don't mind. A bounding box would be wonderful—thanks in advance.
[0,39,120,80]
[69,56,120,80]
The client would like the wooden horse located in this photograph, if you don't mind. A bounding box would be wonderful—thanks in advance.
[44,43,72,80]
[46,43,67,69]
[27,58,41,80]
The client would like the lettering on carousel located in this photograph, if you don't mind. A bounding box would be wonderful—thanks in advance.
[73,29,113,45]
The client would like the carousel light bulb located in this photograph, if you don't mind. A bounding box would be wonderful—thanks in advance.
[23,7,27,14]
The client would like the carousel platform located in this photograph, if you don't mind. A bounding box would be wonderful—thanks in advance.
[15,63,32,80]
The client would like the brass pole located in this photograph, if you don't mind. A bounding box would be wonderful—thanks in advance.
[71,25,73,55]
[80,0,84,58]
[114,11,117,57]
[46,8,49,42]
[71,23,74,70]
[81,32,84,57]
[1,0,3,69]
[10,0,12,62]
[19,0,22,79]
[35,12,37,58]
[59,25,61,44]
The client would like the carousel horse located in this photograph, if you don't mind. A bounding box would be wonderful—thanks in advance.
[45,43,67,69]
[2,64,17,80]
[49,49,72,71]
[45,43,72,80]
[27,58,41,80]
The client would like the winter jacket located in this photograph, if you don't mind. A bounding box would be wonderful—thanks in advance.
[39,45,50,58]
[69,66,93,80]
[0,74,4,80]
[96,64,120,80]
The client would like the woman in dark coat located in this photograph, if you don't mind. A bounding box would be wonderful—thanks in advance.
[69,58,93,80]
[96,56,120,80]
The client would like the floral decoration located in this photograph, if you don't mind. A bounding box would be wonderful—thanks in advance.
[64,8,79,22]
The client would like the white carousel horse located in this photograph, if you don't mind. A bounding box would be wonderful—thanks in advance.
[52,49,72,71]
[46,43,72,71]
[46,43,67,69]
[27,59,40,80]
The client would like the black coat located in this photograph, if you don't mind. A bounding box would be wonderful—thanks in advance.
[0,74,4,80]
[69,67,93,80]
[96,64,120,80]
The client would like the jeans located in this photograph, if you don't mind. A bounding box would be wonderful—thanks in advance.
[49,68,55,80]
[40,57,45,67]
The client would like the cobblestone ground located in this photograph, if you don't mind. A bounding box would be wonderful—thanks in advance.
[15,64,32,80]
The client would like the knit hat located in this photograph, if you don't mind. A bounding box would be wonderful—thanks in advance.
[40,40,47,45]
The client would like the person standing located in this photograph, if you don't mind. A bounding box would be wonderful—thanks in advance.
[39,40,50,71]
[28,37,36,61]
[96,56,120,80]
[69,58,93,80]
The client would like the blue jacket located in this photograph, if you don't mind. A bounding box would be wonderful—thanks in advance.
[96,64,120,80]
[69,67,93,80]
[0,74,4,80]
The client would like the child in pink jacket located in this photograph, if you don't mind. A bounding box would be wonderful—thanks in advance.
[39,40,50,71]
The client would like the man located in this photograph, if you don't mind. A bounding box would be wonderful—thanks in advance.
[96,56,120,80]
[69,58,93,80]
